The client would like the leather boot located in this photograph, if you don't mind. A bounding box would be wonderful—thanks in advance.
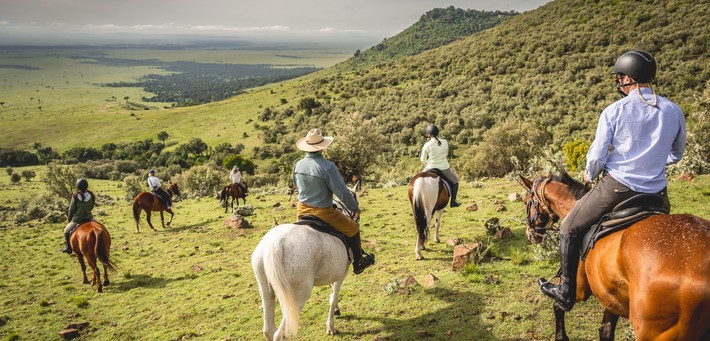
[61,232,72,254]
[538,233,581,311]
[450,183,461,207]
[349,233,375,274]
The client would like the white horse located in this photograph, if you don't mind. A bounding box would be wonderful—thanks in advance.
[251,183,359,340]
[408,172,449,260]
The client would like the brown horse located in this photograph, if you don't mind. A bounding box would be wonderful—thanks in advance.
[70,221,117,293]
[520,172,710,340]
[219,181,248,213]
[407,171,450,260]
[132,182,180,232]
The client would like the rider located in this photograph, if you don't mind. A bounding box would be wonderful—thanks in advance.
[420,124,461,207]
[61,179,97,254]
[229,165,248,195]
[293,128,375,274]
[538,50,686,311]
[147,169,171,209]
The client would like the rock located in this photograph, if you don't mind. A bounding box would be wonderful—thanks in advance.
[403,275,419,287]
[415,330,430,337]
[423,274,439,288]
[495,227,513,239]
[446,238,461,247]
[122,246,129,251]
[678,172,695,181]
[224,214,249,228]
[446,330,453,337]
[495,204,506,212]
[59,329,80,340]
[272,202,281,208]
[273,206,285,211]
[508,192,522,202]
[191,264,203,272]
[289,201,296,208]
[493,199,504,205]
[452,242,484,271]
[65,321,89,330]
[466,203,478,212]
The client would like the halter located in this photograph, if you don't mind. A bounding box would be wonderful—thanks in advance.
[525,177,555,238]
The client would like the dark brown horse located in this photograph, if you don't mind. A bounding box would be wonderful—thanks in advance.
[407,171,450,260]
[219,182,248,213]
[70,221,117,293]
[132,183,180,232]
[520,172,710,340]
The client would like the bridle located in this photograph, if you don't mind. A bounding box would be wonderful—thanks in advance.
[333,191,359,223]
[525,177,557,239]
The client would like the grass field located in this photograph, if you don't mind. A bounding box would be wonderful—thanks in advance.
[1,168,708,340]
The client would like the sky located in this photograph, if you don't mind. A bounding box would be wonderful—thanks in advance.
[0,0,551,44]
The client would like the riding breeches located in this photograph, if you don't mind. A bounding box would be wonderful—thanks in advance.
[423,167,459,184]
[560,175,670,236]
[153,188,172,206]
[64,219,98,233]
[296,202,359,238]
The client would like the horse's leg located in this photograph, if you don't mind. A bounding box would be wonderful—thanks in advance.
[85,252,102,292]
[274,282,312,341]
[255,268,276,340]
[434,209,443,243]
[599,309,619,341]
[102,264,110,287]
[554,303,569,341]
[167,208,174,226]
[326,280,343,335]
[76,252,89,284]
[160,210,165,228]
[415,236,423,260]
[145,210,156,231]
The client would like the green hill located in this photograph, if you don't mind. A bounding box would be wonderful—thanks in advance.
[342,7,517,68]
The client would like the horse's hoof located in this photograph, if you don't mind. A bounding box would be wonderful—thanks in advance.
[83,280,89,284]
[326,327,339,335]
[435,239,440,243]
[334,308,341,316]
[97,288,102,293]
[416,256,423,260]
[103,280,110,286]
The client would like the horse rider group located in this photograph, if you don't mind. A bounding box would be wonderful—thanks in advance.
[229,165,248,195]
[58,51,687,315]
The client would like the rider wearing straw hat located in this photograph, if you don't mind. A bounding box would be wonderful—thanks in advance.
[293,128,375,274]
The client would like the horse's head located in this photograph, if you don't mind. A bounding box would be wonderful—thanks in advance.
[519,175,559,244]
[332,180,361,223]
[169,182,181,199]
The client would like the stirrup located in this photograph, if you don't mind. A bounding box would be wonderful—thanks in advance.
[353,253,375,274]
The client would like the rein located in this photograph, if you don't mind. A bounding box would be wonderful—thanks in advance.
[526,177,553,238]
[333,197,359,223]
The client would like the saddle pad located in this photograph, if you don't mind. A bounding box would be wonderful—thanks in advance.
[424,169,451,208]
[581,209,666,261]
[295,215,351,261]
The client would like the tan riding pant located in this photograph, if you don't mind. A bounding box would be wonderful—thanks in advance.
[64,218,98,233]
[423,167,459,184]
[297,203,359,237]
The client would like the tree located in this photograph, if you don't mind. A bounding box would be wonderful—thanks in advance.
[325,112,386,182]
[280,98,288,105]
[157,131,169,141]
[222,155,256,175]
[354,49,361,57]
[21,170,36,181]
[10,173,21,183]
[297,97,321,115]
[124,96,130,102]
[42,163,81,202]
[5,166,12,175]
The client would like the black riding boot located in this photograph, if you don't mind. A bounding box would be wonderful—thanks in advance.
[61,232,72,254]
[349,233,375,274]
[450,183,461,207]
[538,233,581,311]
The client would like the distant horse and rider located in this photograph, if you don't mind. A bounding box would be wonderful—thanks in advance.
[219,181,248,213]
[132,182,180,232]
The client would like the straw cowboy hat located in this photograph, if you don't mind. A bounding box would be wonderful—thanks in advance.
[296,128,334,152]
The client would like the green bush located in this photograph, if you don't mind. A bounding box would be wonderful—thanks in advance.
[10,173,21,183]
[176,162,225,198]
[222,155,256,175]
[325,112,386,182]
[5,166,12,175]
[123,175,145,201]
[563,139,590,172]
[42,163,81,202]
[21,170,36,181]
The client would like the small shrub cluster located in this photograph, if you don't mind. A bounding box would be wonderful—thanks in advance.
[12,193,69,224]
[42,163,82,202]
[173,162,225,198]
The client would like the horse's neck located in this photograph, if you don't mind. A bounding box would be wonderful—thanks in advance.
[546,183,577,219]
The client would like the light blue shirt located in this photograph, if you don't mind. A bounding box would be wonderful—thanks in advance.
[585,87,686,193]
[293,152,359,211]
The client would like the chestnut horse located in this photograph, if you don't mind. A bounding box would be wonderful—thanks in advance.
[520,172,710,340]
[70,221,117,293]
[408,171,450,260]
[219,182,248,213]
[132,183,180,232]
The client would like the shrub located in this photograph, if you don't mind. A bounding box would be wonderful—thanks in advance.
[222,155,256,175]
[563,139,590,172]
[21,170,36,181]
[123,175,145,201]
[325,112,386,182]
[0,148,40,167]
[5,167,12,175]
[10,173,21,183]
[177,162,225,198]
[42,163,81,202]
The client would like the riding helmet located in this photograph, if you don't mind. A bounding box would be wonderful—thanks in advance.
[611,50,656,83]
[425,124,439,137]
[76,178,89,191]
[149,169,155,174]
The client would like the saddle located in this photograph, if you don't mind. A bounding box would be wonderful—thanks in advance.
[581,194,668,261]
[424,168,451,207]
[296,215,352,262]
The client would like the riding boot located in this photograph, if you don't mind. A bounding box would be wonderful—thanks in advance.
[538,233,581,311]
[450,183,461,207]
[349,233,375,274]
[60,232,72,254]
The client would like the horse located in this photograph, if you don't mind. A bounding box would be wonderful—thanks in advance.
[219,181,248,213]
[408,171,450,260]
[251,183,359,340]
[70,221,117,293]
[520,172,710,341]
[132,182,180,232]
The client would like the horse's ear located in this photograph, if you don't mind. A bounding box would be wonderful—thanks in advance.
[518,175,533,189]
[350,180,361,193]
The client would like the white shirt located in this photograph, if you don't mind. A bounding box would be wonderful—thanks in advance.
[420,138,450,170]
[147,175,162,189]
[230,170,242,184]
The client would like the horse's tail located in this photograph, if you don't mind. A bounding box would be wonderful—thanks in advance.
[94,227,117,273]
[132,197,141,228]
[263,238,299,337]
[412,177,430,246]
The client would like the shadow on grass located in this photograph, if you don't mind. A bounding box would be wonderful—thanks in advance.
[112,273,197,292]
[341,287,499,340]
[164,218,221,233]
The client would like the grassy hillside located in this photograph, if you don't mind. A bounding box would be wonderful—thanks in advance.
[342,7,517,68]
[1,167,709,340]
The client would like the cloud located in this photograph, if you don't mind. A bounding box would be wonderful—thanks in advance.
[0,20,9,25]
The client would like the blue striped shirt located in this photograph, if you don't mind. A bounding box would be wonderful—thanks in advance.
[585,87,686,193]
[293,152,359,211]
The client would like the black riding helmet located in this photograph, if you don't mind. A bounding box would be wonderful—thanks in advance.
[76,178,89,191]
[425,124,439,137]
[612,50,656,83]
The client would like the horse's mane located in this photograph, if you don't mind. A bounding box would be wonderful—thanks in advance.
[549,171,590,200]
